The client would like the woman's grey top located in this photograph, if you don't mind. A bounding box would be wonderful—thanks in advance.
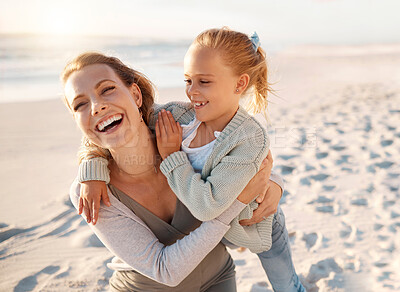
[69,179,245,287]
[108,184,236,291]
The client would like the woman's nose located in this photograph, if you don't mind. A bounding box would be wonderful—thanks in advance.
[91,100,108,116]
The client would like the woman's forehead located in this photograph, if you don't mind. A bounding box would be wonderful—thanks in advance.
[71,64,117,85]
[65,64,118,98]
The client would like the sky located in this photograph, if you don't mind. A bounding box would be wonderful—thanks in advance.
[0,0,399,45]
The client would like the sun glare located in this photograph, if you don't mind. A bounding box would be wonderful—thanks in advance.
[38,7,79,35]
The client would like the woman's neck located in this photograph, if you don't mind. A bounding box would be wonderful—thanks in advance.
[108,125,160,182]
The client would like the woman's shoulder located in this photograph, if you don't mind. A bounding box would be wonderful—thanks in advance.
[150,102,195,127]
[153,101,192,113]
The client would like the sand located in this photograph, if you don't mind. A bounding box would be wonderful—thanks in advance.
[1,44,399,291]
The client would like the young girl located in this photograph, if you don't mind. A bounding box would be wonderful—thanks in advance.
[78,28,305,291]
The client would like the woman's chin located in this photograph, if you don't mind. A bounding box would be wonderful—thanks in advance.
[100,137,128,150]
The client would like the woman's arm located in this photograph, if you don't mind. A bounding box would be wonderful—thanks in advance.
[240,180,282,226]
[69,179,245,287]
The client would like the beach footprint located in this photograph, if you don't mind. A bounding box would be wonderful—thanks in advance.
[14,265,61,292]
[0,225,38,242]
[339,221,352,239]
[304,257,343,287]
[301,232,324,251]
[339,220,363,243]
[250,281,272,292]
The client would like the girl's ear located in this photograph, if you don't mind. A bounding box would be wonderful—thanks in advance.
[130,83,143,108]
[235,73,250,94]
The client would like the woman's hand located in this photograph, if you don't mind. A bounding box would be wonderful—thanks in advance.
[79,180,110,225]
[155,110,183,160]
[236,150,273,204]
[239,180,282,226]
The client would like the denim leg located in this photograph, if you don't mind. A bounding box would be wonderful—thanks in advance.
[257,207,306,292]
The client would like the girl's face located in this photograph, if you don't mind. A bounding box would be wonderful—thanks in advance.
[64,64,143,149]
[184,45,244,131]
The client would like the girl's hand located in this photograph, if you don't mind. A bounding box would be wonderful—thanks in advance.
[236,150,273,204]
[239,180,282,226]
[155,110,183,160]
[79,180,110,225]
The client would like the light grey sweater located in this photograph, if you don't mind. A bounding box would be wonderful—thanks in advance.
[79,102,284,253]
[69,179,246,287]
[156,102,274,253]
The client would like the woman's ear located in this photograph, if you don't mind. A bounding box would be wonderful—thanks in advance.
[130,83,143,108]
[235,73,250,94]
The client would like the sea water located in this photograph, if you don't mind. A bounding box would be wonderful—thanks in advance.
[0,34,190,103]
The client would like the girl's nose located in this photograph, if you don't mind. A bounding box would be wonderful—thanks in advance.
[187,83,198,96]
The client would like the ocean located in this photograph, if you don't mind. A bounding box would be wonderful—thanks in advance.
[0,34,192,103]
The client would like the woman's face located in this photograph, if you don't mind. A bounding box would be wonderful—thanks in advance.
[64,64,142,149]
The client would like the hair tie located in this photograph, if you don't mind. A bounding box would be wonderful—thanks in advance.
[250,32,261,51]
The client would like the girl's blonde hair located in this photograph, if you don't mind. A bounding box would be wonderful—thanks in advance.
[61,52,156,163]
[193,27,272,115]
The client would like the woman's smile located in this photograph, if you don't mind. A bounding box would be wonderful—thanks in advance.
[95,113,124,134]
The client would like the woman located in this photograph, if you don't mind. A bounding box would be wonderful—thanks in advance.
[62,52,280,291]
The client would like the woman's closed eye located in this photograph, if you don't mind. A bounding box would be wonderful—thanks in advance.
[101,86,116,95]
[184,79,192,85]
[74,102,88,111]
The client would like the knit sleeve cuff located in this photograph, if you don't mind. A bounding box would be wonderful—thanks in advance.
[78,157,110,184]
[270,170,284,194]
[160,151,190,175]
[215,200,246,225]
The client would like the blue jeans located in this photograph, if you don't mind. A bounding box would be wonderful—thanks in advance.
[256,207,306,292]
[222,207,305,292]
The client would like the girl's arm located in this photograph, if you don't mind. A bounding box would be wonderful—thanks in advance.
[69,179,249,287]
[156,110,271,221]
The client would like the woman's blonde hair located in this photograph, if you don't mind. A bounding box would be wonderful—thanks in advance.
[61,52,156,163]
[193,27,272,116]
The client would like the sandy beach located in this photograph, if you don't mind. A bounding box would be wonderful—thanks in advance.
[1,43,399,291]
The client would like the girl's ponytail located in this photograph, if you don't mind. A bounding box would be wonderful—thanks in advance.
[246,46,270,116]
[193,27,272,117]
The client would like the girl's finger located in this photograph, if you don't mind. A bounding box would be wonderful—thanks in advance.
[155,119,161,139]
[167,111,177,133]
[78,197,84,215]
[260,157,269,169]
[92,199,100,225]
[102,189,111,207]
[161,110,174,134]
[177,121,182,136]
[83,201,91,223]
[158,113,167,137]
